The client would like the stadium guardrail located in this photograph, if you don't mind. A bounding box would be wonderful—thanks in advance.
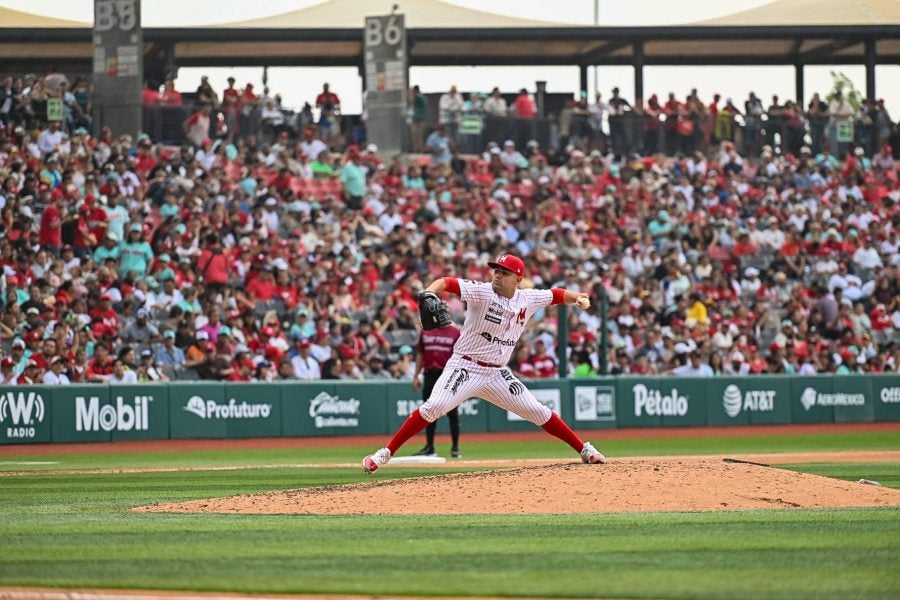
[1,374,898,444]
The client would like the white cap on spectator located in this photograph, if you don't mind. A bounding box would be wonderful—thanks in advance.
[731,351,745,362]
[744,267,759,277]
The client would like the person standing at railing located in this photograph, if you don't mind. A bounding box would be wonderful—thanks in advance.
[438,85,464,146]
[512,88,535,120]
[806,92,830,155]
[482,87,508,117]
[828,90,854,158]
[409,85,428,153]
[607,87,631,158]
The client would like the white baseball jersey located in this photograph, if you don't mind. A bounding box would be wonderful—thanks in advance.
[453,280,553,366]
[418,279,557,427]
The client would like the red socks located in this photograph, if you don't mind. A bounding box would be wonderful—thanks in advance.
[386,408,431,454]
[541,413,585,452]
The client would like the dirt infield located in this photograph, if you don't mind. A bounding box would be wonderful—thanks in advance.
[138,452,900,516]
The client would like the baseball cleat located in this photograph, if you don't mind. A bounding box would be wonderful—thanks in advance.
[363,447,392,473]
[451,447,462,458]
[580,442,607,464]
[413,445,436,456]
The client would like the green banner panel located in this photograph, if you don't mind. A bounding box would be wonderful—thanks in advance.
[281,383,333,437]
[222,383,283,438]
[833,375,875,423]
[487,380,567,432]
[0,386,53,444]
[706,377,792,426]
[872,375,900,421]
[107,384,169,441]
[616,377,705,427]
[616,378,659,427]
[282,383,385,436]
[168,383,228,438]
[791,377,834,423]
[570,379,618,429]
[330,382,387,435]
[52,385,111,443]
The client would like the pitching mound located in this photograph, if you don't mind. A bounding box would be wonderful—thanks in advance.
[139,456,900,515]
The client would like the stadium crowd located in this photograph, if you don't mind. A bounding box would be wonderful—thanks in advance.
[0,71,898,385]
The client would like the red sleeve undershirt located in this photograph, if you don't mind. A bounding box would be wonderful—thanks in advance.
[443,277,461,296]
[550,288,566,305]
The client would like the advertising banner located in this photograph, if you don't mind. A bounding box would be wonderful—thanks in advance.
[108,384,169,441]
[871,375,900,421]
[222,383,282,438]
[571,380,617,429]
[52,385,112,443]
[706,377,792,426]
[283,383,385,436]
[0,386,52,444]
[168,383,228,438]
[833,375,874,423]
[616,377,705,427]
[791,377,835,423]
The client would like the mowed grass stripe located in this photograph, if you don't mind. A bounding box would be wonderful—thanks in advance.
[2,509,899,599]
[3,430,900,472]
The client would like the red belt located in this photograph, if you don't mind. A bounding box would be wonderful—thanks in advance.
[461,355,503,368]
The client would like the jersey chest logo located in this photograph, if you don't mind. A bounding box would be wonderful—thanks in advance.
[516,307,526,325]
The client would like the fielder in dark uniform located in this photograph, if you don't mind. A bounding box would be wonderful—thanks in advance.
[412,321,461,457]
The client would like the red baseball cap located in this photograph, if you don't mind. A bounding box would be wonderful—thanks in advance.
[487,254,525,277]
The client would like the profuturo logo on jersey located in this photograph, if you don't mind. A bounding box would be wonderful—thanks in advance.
[479,331,516,347]
[0,391,46,439]
[183,396,271,420]
[800,387,865,411]
[309,391,360,428]
[633,384,688,417]
[722,385,775,418]
[77,396,151,432]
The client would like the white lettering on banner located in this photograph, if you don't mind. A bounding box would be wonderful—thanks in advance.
[183,396,271,420]
[0,392,46,439]
[800,387,865,411]
[574,386,615,421]
[722,385,776,418]
[633,384,688,417]
[76,396,151,432]
[881,387,900,403]
[309,392,360,429]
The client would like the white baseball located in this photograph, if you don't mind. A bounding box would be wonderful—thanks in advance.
[576,296,591,309]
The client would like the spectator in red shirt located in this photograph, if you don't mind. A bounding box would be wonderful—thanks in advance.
[530,339,557,378]
[38,191,64,254]
[336,323,365,360]
[512,88,536,119]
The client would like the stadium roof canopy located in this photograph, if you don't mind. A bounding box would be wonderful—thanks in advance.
[1,0,898,97]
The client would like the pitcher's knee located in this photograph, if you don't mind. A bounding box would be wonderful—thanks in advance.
[418,402,442,422]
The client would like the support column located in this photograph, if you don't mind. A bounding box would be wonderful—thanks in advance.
[633,40,644,103]
[579,64,589,97]
[794,63,804,108]
[865,39,876,100]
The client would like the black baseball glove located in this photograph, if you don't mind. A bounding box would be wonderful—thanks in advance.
[418,291,451,330]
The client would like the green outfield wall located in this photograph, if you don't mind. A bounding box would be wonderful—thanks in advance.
[2,374,899,444]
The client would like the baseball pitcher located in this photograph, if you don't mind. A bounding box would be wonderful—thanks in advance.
[363,253,606,472]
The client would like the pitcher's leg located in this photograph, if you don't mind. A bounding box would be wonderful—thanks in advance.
[480,368,605,463]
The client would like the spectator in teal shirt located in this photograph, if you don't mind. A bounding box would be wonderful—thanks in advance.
[117,224,154,279]
[340,146,366,210]
[648,210,672,239]
[93,232,121,264]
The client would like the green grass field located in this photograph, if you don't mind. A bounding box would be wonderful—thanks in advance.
[1,431,899,599]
